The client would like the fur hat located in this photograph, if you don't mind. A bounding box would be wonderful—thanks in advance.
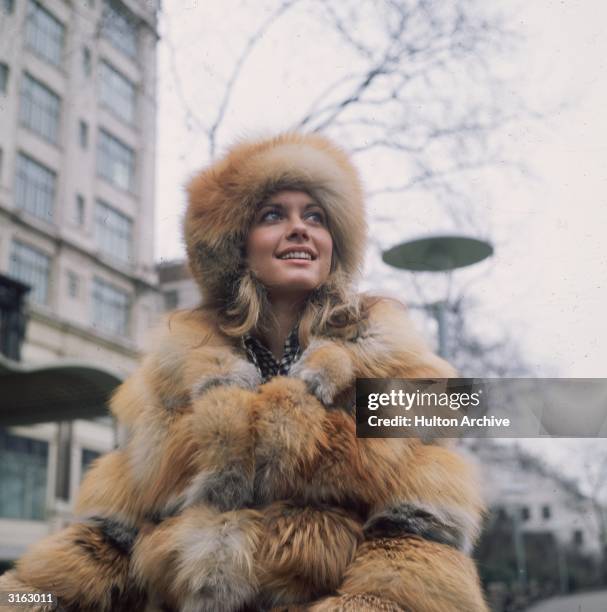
[184,132,367,303]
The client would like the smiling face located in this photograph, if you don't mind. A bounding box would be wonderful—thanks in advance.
[245,190,333,301]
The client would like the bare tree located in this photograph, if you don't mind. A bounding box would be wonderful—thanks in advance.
[206,0,304,158]
[575,442,607,583]
[161,0,538,375]
[447,293,534,376]
[163,0,528,211]
[162,0,304,159]
[296,0,525,215]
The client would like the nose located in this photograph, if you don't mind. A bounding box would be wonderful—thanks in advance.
[286,215,309,241]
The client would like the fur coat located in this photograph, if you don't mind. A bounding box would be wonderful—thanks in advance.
[0,133,488,612]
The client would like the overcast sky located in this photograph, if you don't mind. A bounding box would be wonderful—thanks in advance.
[154,0,607,383]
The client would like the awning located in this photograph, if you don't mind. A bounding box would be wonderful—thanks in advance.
[0,354,123,426]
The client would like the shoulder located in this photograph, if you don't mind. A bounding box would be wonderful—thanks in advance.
[362,293,408,322]
[357,293,418,338]
[142,307,249,374]
[351,293,457,378]
[110,308,243,425]
[315,292,425,345]
[150,308,229,352]
[146,307,250,383]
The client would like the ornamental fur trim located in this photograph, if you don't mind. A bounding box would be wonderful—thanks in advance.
[184,132,367,301]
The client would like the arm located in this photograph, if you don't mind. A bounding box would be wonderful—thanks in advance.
[308,536,488,612]
[87,308,263,518]
[305,441,488,612]
[131,505,263,611]
[0,391,260,611]
[0,313,262,611]
[130,377,484,610]
[1,515,144,612]
[244,375,487,610]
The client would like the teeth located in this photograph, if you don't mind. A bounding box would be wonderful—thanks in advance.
[279,251,312,260]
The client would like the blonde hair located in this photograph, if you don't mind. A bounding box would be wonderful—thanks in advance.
[204,265,372,348]
[200,186,374,346]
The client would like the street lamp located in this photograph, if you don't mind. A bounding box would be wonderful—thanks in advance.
[382,235,494,358]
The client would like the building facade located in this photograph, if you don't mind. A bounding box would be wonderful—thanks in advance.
[0,0,159,566]
[470,439,603,557]
[157,258,200,311]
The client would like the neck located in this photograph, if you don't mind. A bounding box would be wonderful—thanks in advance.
[263,293,305,360]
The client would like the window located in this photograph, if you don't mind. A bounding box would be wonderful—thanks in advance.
[79,120,88,148]
[0,430,48,520]
[97,129,135,191]
[101,0,138,59]
[75,194,85,226]
[92,277,129,336]
[520,506,531,521]
[20,73,61,143]
[25,0,65,66]
[67,271,79,298]
[9,241,51,304]
[82,46,92,76]
[0,62,8,94]
[99,60,136,124]
[573,530,584,546]
[81,448,101,480]
[164,290,178,310]
[2,0,15,15]
[95,200,133,263]
[541,505,551,520]
[15,153,56,222]
[496,507,508,521]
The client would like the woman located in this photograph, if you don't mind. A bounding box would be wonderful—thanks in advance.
[1,133,487,611]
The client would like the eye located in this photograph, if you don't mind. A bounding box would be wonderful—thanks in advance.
[305,209,326,224]
[259,208,282,222]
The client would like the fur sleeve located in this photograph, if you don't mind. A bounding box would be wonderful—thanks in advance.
[104,309,262,517]
[1,310,264,612]
[363,442,485,554]
[301,443,488,611]
[308,536,489,612]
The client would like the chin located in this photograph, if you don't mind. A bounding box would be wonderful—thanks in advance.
[266,274,326,295]
[281,280,319,293]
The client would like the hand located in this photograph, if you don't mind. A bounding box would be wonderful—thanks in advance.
[191,358,262,399]
[290,339,354,406]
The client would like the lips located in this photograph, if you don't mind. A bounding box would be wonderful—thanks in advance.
[276,248,316,260]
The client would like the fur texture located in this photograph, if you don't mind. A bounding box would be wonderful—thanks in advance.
[184,132,367,301]
[1,298,486,610]
[0,572,58,612]
[333,537,488,612]
[255,502,363,607]
[132,507,262,612]
[0,133,487,611]
[13,520,145,611]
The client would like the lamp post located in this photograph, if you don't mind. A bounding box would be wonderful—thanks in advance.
[501,483,529,593]
[382,235,494,358]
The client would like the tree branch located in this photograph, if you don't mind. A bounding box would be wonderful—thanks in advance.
[207,0,302,157]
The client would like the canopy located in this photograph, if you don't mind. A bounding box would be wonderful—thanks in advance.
[0,355,123,426]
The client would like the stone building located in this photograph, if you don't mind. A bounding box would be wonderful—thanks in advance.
[157,258,199,311]
[470,439,603,557]
[0,0,159,567]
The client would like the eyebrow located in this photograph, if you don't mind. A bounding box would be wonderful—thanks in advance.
[259,201,323,210]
